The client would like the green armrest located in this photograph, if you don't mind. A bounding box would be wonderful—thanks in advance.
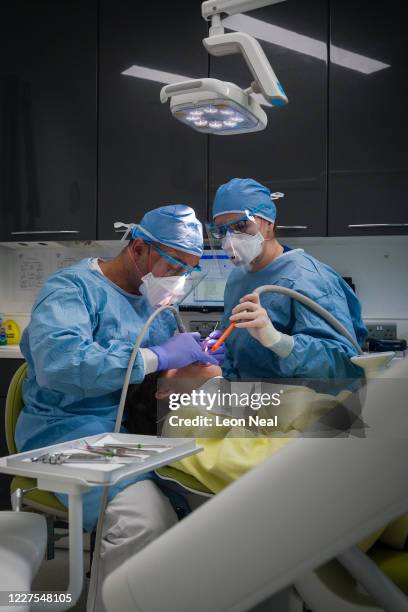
[11,476,68,516]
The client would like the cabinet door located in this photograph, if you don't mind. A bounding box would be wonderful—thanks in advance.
[329,0,408,235]
[208,0,328,236]
[98,0,209,239]
[0,1,97,242]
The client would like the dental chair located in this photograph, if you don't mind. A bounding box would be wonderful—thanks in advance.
[102,356,408,612]
[0,511,47,611]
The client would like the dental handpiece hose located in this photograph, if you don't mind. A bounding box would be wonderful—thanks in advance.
[254,285,363,354]
[212,285,362,356]
[87,305,185,612]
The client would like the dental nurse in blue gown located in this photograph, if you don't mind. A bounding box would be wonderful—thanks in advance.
[208,178,367,381]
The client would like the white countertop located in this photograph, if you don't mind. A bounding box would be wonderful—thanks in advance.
[0,345,405,363]
[0,345,23,359]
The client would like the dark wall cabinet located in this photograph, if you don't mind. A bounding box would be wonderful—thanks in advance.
[208,0,328,236]
[329,0,408,236]
[0,1,97,242]
[1,1,406,240]
[97,0,209,239]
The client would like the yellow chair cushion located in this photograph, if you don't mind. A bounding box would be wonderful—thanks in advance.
[368,544,408,595]
[380,515,408,550]
[358,528,387,553]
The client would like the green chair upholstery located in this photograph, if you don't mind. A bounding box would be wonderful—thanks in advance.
[368,544,408,596]
[5,363,68,518]
[5,362,28,455]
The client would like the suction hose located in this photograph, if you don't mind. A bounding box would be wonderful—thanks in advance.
[254,285,363,355]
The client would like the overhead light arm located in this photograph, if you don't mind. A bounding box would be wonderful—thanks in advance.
[201,0,285,21]
[202,0,288,105]
[203,31,287,105]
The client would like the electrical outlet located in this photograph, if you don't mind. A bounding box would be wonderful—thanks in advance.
[366,322,397,340]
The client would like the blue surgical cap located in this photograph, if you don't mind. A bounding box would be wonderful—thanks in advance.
[213,178,277,223]
[131,204,203,257]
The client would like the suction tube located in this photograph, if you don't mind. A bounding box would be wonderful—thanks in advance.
[254,285,364,355]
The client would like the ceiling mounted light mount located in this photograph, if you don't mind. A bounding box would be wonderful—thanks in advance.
[160,0,288,135]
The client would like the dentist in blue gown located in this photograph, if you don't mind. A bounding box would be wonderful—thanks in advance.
[209,178,367,381]
[15,204,217,611]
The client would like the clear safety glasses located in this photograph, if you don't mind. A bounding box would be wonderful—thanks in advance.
[207,212,260,241]
[146,241,202,276]
[206,192,284,242]
[205,206,264,269]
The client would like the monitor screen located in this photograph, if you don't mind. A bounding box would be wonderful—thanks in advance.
[180,251,233,310]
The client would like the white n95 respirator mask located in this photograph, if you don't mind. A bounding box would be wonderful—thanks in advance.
[139,273,188,308]
[222,232,264,269]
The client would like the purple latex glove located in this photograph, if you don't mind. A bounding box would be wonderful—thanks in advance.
[150,332,218,371]
[201,329,226,366]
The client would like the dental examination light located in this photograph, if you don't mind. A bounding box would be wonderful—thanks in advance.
[160,0,288,135]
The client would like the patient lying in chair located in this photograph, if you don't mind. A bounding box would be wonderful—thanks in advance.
[125,365,408,577]
[125,363,360,494]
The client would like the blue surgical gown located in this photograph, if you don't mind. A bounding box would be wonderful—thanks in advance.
[15,258,178,531]
[221,248,367,381]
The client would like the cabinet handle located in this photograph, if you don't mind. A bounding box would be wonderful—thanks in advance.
[276,225,308,230]
[11,230,80,235]
[347,223,408,228]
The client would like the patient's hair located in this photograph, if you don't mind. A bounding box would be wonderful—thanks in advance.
[124,372,161,435]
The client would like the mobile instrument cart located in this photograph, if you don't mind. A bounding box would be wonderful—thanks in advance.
[0,433,201,611]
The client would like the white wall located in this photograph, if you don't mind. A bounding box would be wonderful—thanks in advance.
[0,235,407,338]
[0,241,120,333]
[286,235,408,337]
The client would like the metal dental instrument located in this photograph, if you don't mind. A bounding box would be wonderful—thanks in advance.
[104,442,170,450]
[31,452,112,465]
[31,453,50,463]
[62,453,112,463]
[104,445,161,454]
[85,444,158,458]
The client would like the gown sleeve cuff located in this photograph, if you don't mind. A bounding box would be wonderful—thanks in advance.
[267,333,295,358]
[139,348,159,375]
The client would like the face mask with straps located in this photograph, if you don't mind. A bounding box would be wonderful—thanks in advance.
[207,193,284,269]
[114,222,203,307]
